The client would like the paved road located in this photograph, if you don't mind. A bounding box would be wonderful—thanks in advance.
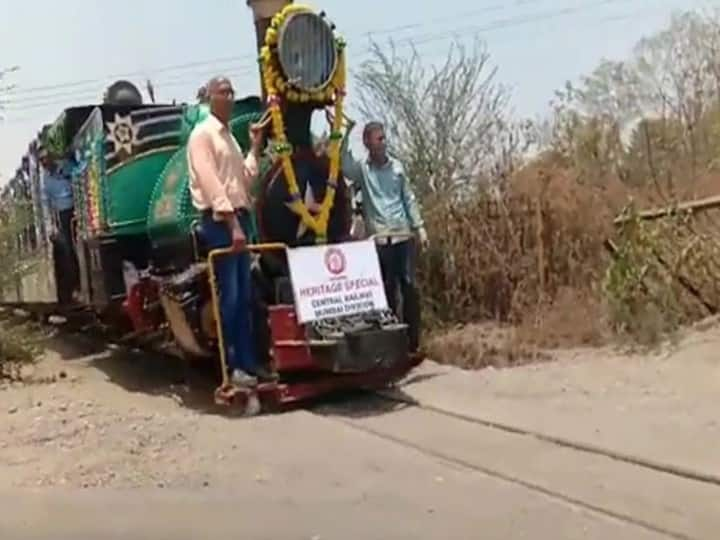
[0,484,668,540]
[3,395,717,540]
[3,323,720,539]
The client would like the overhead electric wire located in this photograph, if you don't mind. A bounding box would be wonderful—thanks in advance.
[0,8,666,115]
[1,67,256,111]
[0,61,256,106]
[4,0,554,99]
[355,0,549,38]
[1,0,710,116]
[1,55,256,97]
[3,0,633,107]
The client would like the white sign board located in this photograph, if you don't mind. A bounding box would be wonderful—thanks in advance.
[286,239,388,323]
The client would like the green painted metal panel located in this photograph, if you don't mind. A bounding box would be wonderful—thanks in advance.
[146,146,197,243]
[146,98,265,245]
[105,149,177,235]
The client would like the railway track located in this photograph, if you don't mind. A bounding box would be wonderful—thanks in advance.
[4,305,719,539]
[311,391,720,540]
[374,389,720,488]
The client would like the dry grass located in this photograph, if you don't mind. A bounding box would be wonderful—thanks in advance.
[514,287,610,349]
[604,200,720,345]
[0,314,44,382]
[424,322,553,370]
[418,155,720,367]
[419,162,623,326]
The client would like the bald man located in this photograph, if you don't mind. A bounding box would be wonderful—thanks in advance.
[187,76,273,387]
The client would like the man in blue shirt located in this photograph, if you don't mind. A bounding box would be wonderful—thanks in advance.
[40,150,79,303]
[341,120,428,353]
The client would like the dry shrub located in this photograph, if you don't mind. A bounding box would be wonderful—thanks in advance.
[419,194,536,325]
[419,158,629,330]
[603,200,720,345]
[419,154,720,364]
[418,160,622,365]
[515,286,609,349]
[423,323,552,369]
[0,314,43,382]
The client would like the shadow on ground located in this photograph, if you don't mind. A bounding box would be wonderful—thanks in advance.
[39,328,228,415]
[306,371,446,420]
[38,323,440,419]
[308,390,413,419]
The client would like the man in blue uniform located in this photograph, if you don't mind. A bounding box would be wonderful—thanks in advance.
[341,120,428,353]
[40,150,79,303]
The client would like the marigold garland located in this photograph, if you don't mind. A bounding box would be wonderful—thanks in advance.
[259,3,346,242]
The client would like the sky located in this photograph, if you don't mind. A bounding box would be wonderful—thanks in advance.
[0,0,715,183]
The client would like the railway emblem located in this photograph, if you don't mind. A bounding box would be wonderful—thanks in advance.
[106,113,138,156]
[324,246,346,275]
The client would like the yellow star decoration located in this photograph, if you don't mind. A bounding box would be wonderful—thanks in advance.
[286,182,322,238]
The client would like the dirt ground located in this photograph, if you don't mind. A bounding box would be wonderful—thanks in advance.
[402,314,720,476]
[1,318,720,540]
[0,329,267,489]
[0,317,718,490]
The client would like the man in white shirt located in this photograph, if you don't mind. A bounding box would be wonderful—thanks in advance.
[187,76,274,386]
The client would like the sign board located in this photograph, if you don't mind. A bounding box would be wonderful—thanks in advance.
[286,239,388,323]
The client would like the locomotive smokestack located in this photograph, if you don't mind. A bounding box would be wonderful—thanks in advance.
[247,0,293,97]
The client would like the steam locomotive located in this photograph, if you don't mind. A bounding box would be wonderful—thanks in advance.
[1,1,419,411]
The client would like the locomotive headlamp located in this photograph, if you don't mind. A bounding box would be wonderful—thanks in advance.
[277,11,337,93]
[259,3,347,239]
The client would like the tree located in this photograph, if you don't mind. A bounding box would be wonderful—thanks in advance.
[574,59,643,123]
[354,38,530,200]
[542,9,720,189]
[0,66,40,374]
[542,76,628,185]
[628,12,720,176]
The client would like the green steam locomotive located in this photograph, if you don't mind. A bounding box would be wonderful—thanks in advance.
[1,1,419,411]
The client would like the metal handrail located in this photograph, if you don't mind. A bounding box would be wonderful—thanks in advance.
[206,234,414,386]
[206,242,288,386]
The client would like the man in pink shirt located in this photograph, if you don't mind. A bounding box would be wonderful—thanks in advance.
[187,76,273,387]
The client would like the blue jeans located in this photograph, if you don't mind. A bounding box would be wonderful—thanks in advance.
[376,239,421,352]
[201,211,257,374]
